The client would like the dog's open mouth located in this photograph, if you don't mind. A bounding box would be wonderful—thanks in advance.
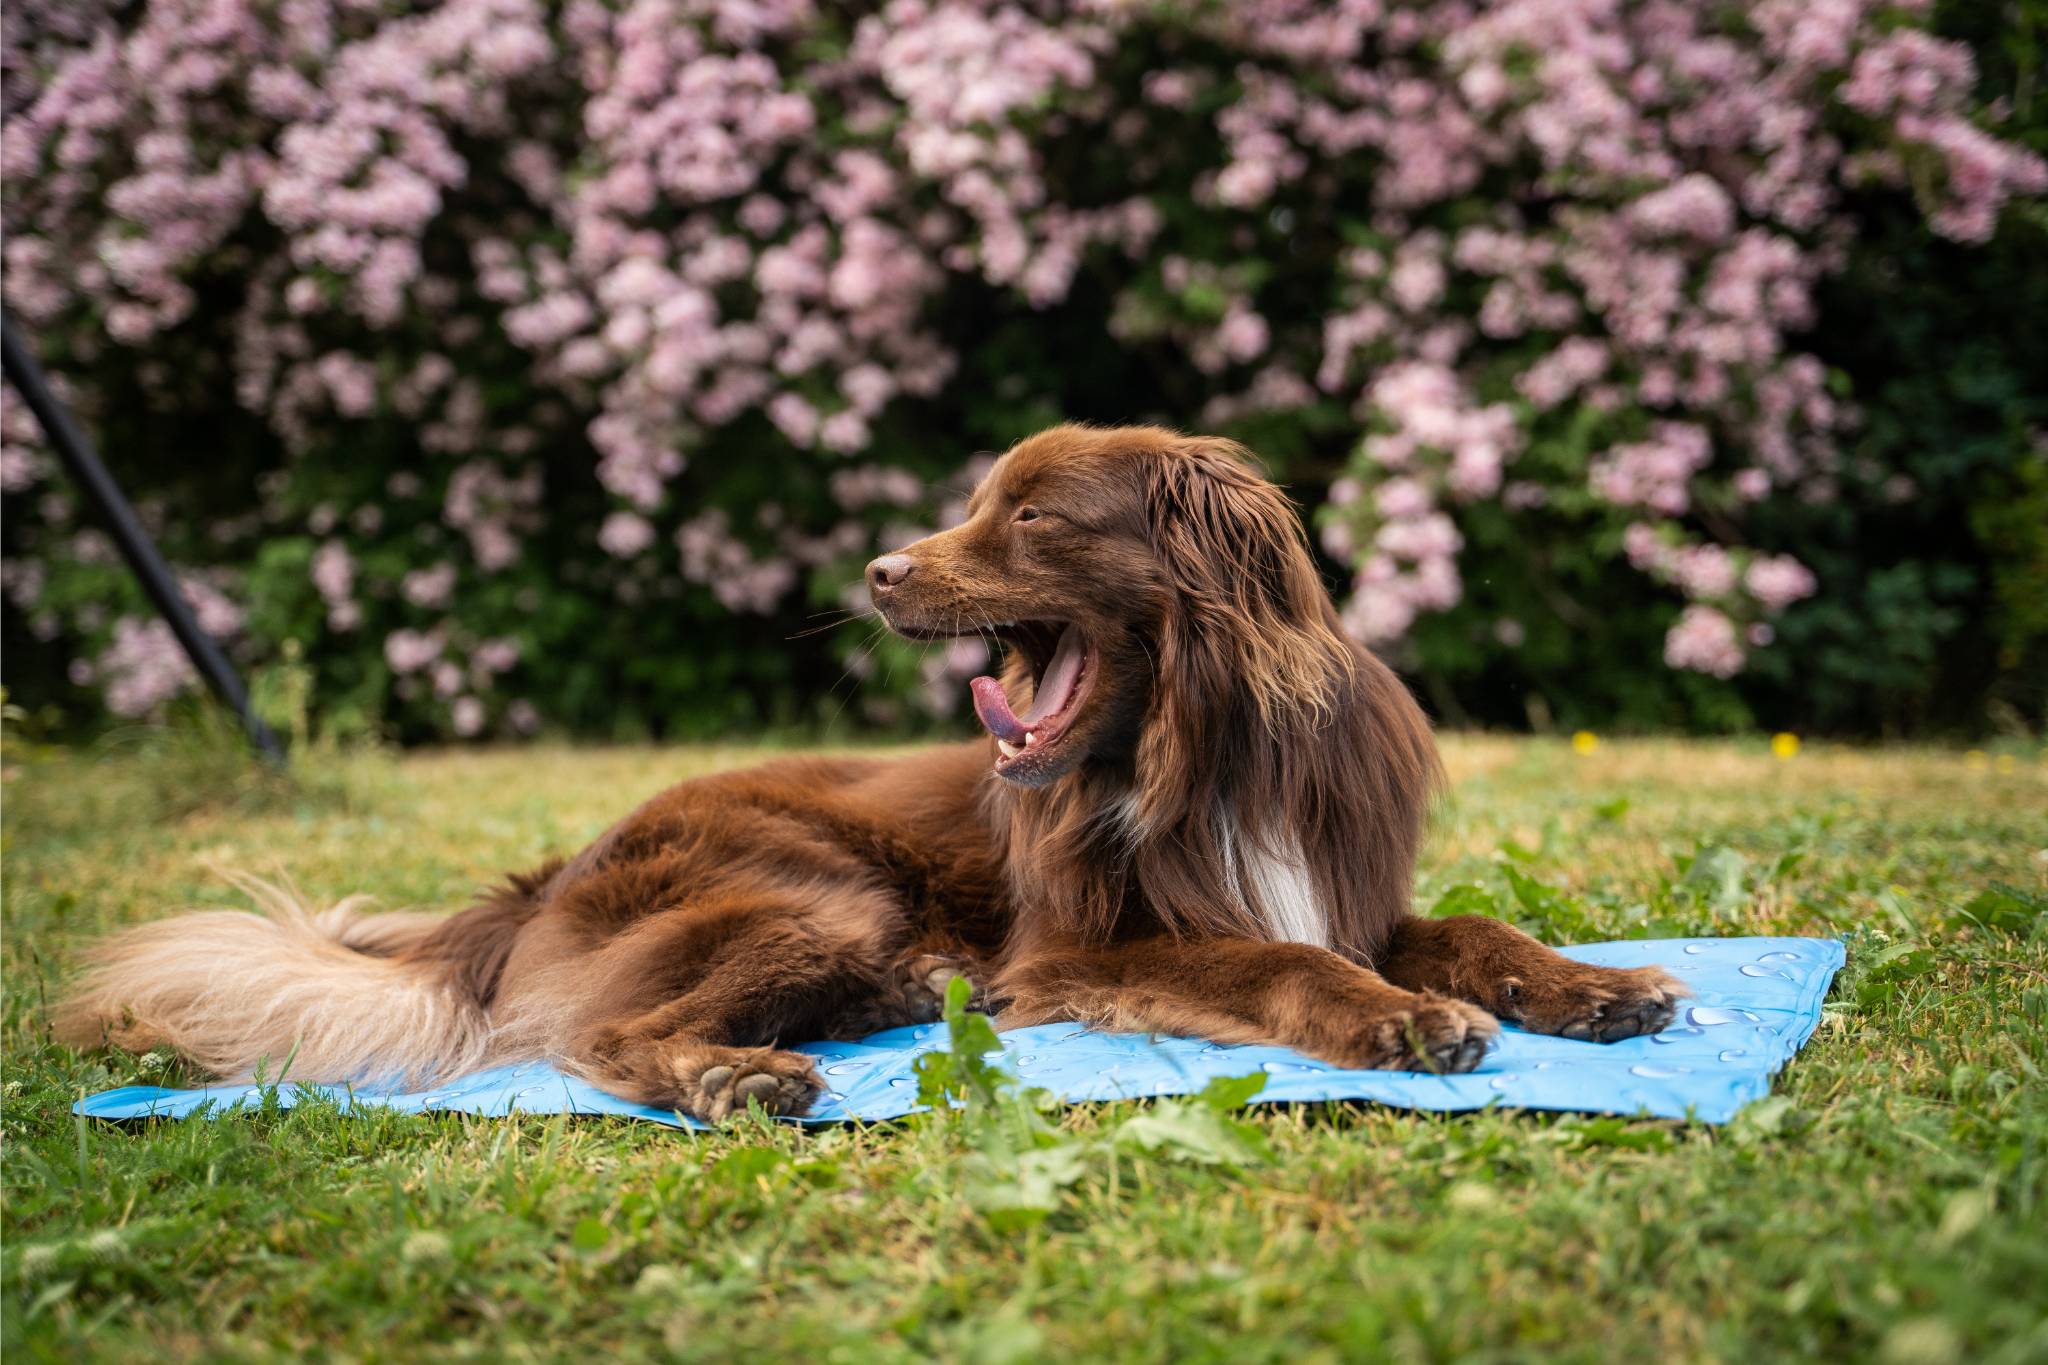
[969,621,1093,779]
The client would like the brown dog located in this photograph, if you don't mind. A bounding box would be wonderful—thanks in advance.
[58,425,1682,1120]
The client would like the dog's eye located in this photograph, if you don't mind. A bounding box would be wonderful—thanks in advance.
[1014,506,1042,524]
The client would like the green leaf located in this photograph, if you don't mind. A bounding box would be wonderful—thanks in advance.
[570,1217,610,1252]
[1430,883,1499,918]
[967,1146,1088,1232]
[917,973,1014,1108]
[913,1046,961,1108]
[1682,846,1749,912]
[1952,883,2046,935]
[27,1279,79,1319]
[1112,1100,1270,1168]
[1592,796,1631,822]
[1854,942,1939,1008]
[1178,281,1229,320]
[951,1307,1047,1365]
[1501,865,1552,915]
[1500,865,1592,937]
[1552,1117,1674,1151]
[709,1148,784,1186]
[1874,888,1921,935]
[1195,1072,1267,1114]
[1727,1095,1807,1147]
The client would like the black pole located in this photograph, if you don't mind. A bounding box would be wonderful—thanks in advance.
[2,312,284,762]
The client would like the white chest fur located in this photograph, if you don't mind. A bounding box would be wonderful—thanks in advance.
[1220,813,1330,948]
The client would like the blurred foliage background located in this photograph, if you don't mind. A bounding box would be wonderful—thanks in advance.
[2,0,2043,744]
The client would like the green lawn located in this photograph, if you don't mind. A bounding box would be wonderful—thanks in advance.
[3,735,2045,1362]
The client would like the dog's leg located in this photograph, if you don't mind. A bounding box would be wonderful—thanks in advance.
[565,896,906,1120]
[1376,916,1686,1042]
[998,939,1498,1073]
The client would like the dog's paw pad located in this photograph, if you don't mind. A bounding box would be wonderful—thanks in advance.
[735,1072,783,1105]
[676,1048,821,1122]
[1347,996,1498,1074]
[1523,966,1688,1043]
[1408,998,1499,1073]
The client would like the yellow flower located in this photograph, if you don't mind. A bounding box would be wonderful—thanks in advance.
[1964,749,1989,771]
[1571,730,1599,755]
[1994,753,2017,775]
[1771,732,1800,760]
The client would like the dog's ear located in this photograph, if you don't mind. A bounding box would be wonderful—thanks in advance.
[1145,437,1355,727]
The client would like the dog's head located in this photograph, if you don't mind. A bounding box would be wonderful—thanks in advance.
[867,424,1355,787]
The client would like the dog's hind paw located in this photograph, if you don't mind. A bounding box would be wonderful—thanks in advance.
[672,1045,822,1122]
[897,952,987,1019]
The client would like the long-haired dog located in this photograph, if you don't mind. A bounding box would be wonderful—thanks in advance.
[58,425,1682,1120]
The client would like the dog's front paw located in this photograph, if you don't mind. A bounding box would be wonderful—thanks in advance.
[673,1046,822,1122]
[1337,994,1498,1074]
[1500,964,1687,1042]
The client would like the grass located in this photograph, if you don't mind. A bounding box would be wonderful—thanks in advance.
[3,733,2045,1362]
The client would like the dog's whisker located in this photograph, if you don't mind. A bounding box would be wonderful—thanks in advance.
[822,617,893,727]
[786,608,863,641]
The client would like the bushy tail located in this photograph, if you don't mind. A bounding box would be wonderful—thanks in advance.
[54,877,494,1089]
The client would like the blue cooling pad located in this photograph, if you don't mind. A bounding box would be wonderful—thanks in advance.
[77,935,1842,1129]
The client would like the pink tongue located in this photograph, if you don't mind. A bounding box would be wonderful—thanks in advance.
[970,676,1027,742]
[969,625,1086,745]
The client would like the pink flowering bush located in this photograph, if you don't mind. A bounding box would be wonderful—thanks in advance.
[2,0,2041,737]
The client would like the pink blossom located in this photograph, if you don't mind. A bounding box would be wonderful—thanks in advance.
[179,577,244,638]
[401,562,458,609]
[1670,545,1737,600]
[1375,513,1462,562]
[1746,555,1819,612]
[384,629,443,674]
[1590,424,1713,515]
[1214,304,1270,365]
[1388,240,1447,313]
[311,541,354,604]
[597,511,656,558]
[1140,69,1197,109]
[819,410,870,454]
[1516,338,1608,410]
[1664,605,1746,678]
[1342,588,1418,645]
[1374,478,1432,521]
[3,0,2037,719]
[1629,175,1737,242]
[93,617,197,716]
[475,638,521,673]
[450,695,486,737]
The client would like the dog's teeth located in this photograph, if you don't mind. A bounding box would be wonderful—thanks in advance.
[1024,730,1041,748]
[996,738,1022,759]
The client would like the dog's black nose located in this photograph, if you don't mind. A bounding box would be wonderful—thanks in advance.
[867,553,914,593]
